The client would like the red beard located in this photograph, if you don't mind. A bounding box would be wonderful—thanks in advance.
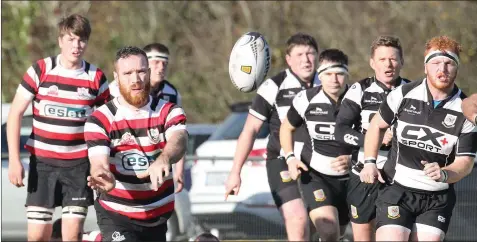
[119,81,151,107]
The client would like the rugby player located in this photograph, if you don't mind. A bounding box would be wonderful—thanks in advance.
[6,14,110,241]
[334,36,410,241]
[362,35,477,241]
[225,33,321,240]
[85,46,188,241]
[280,49,352,241]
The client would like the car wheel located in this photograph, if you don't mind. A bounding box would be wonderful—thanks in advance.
[166,212,179,241]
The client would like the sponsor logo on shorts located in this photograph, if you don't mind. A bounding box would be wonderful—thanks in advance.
[351,205,358,218]
[280,171,291,182]
[313,189,326,202]
[438,215,446,223]
[112,231,125,242]
[387,206,400,219]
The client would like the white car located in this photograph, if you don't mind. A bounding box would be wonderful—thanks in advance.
[1,103,195,241]
[189,102,287,240]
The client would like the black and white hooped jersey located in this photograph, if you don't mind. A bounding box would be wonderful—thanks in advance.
[335,77,410,171]
[109,80,182,105]
[287,85,353,176]
[250,69,321,159]
[380,79,477,192]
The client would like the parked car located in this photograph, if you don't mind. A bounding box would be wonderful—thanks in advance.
[0,103,197,241]
[188,102,287,239]
[183,123,218,191]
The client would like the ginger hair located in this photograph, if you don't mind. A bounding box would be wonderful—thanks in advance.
[424,36,462,57]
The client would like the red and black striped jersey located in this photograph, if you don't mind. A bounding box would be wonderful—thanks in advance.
[17,55,110,167]
[84,96,187,225]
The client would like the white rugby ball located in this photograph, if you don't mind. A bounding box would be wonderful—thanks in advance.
[229,32,271,93]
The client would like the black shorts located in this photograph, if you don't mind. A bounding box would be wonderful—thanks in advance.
[95,201,167,242]
[300,169,350,226]
[376,183,455,234]
[346,171,381,224]
[266,157,302,208]
[26,157,94,209]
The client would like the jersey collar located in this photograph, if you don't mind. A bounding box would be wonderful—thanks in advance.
[322,84,349,107]
[423,78,460,109]
[288,69,320,89]
[151,80,168,97]
[373,76,403,92]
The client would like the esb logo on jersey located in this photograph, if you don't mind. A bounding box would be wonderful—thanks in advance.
[44,104,86,118]
[401,125,449,153]
[121,153,150,171]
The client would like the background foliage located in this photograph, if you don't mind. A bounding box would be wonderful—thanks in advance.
[2,1,476,123]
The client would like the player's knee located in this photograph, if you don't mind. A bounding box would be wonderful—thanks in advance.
[27,206,54,224]
[314,217,339,241]
[62,206,88,219]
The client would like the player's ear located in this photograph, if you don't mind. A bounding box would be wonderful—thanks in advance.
[285,53,293,67]
[369,58,375,70]
[424,64,428,75]
[113,71,118,81]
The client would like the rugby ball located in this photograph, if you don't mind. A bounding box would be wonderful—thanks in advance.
[229,32,271,93]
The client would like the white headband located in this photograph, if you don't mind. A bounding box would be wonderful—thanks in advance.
[146,51,169,61]
[424,50,459,66]
[317,63,349,77]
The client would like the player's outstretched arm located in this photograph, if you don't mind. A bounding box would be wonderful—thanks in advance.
[158,129,188,166]
[225,114,264,199]
[88,154,115,193]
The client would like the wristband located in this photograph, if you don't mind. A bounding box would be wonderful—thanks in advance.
[285,152,295,164]
[364,158,377,164]
[438,170,448,183]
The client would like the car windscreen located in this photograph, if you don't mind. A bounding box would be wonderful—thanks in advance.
[208,112,269,141]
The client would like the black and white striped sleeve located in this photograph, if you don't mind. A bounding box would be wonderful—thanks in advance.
[335,83,365,147]
[287,90,308,127]
[379,85,405,125]
[249,78,279,121]
[456,119,477,157]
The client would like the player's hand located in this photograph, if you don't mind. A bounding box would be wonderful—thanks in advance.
[287,158,308,180]
[382,129,393,146]
[360,163,384,184]
[173,171,184,194]
[8,160,25,187]
[225,172,241,201]
[87,167,116,193]
[422,160,444,181]
[331,155,350,173]
[137,156,171,191]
